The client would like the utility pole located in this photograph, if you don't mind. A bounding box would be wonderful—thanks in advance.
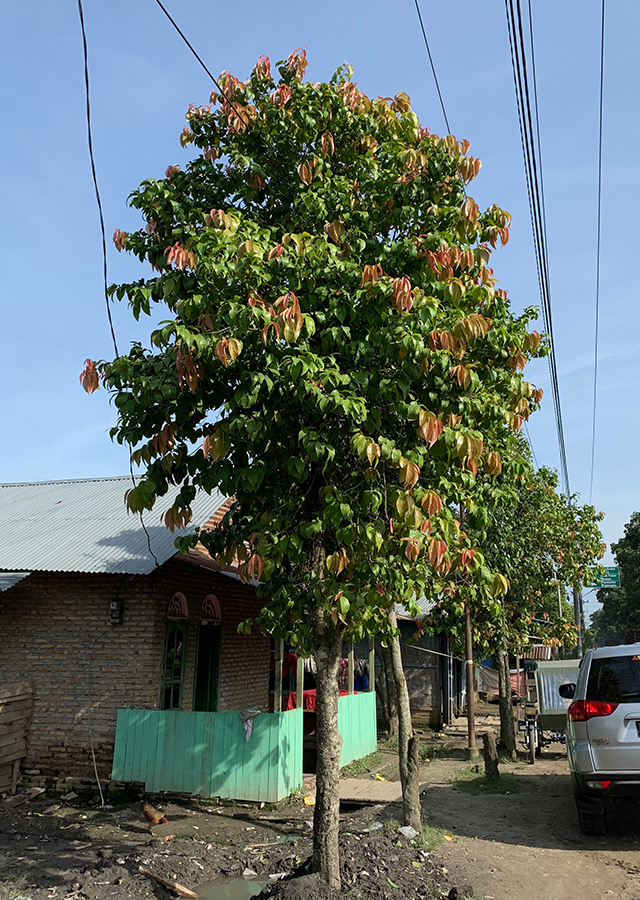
[464,602,478,758]
[573,587,583,659]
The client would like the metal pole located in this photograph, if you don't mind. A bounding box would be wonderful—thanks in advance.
[464,602,478,758]
[573,587,583,659]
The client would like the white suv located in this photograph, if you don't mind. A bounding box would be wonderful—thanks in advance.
[560,643,640,834]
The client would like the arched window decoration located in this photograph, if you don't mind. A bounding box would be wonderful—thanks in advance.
[200,594,222,624]
[167,592,188,621]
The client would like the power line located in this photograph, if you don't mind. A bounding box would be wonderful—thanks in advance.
[412,0,451,134]
[76,0,119,358]
[411,0,542,474]
[523,421,539,470]
[589,0,606,505]
[77,0,160,565]
[504,0,570,497]
[152,0,293,194]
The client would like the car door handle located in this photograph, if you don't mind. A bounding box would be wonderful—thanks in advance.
[623,713,640,721]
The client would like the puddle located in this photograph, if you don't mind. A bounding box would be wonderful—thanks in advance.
[197,877,268,900]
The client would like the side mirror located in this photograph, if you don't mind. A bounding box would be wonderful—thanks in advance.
[559,682,576,700]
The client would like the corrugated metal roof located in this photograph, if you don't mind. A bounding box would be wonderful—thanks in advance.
[0,477,227,576]
[0,572,30,592]
[395,596,436,621]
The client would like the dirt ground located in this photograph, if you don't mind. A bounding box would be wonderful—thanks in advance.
[3,713,640,900]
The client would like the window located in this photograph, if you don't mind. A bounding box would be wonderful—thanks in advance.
[162,624,187,710]
[587,655,640,704]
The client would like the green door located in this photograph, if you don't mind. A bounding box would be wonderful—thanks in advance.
[194,623,221,712]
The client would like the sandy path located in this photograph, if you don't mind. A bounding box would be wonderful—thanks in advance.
[423,751,640,900]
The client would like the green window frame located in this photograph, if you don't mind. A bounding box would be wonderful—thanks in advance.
[162,623,187,710]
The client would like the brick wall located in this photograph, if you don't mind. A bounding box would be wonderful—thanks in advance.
[0,558,270,778]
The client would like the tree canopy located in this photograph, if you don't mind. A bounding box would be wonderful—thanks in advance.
[481,460,605,654]
[591,511,640,644]
[85,51,545,645]
[83,51,556,886]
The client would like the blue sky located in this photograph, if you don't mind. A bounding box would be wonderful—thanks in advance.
[1,1,637,618]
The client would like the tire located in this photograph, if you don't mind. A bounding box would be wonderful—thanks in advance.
[577,807,607,836]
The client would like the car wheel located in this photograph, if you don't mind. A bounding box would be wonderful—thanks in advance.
[577,807,607,836]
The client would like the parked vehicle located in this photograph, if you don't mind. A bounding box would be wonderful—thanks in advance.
[560,643,640,835]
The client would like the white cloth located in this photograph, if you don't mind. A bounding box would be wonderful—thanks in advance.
[240,709,261,741]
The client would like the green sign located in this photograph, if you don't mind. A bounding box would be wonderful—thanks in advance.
[588,566,620,589]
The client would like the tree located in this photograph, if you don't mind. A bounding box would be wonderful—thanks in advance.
[591,512,640,644]
[85,52,546,887]
[483,462,605,752]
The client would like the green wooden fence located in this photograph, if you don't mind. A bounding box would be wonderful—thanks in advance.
[338,691,378,766]
[111,707,303,803]
[111,691,377,801]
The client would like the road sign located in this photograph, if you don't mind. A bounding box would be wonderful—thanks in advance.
[588,566,620,589]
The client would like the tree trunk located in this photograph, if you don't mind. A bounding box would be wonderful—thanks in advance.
[482,731,500,780]
[380,643,399,739]
[312,613,345,891]
[497,650,516,759]
[387,608,421,832]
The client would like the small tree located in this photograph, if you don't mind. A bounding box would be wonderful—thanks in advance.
[483,463,605,752]
[591,512,640,644]
[85,53,546,886]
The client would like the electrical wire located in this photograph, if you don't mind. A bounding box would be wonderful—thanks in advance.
[77,0,161,569]
[412,1,543,476]
[76,0,119,359]
[523,421,539,470]
[412,0,451,134]
[151,0,293,194]
[589,0,606,505]
[504,0,570,497]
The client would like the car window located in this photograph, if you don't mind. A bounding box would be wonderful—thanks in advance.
[587,654,640,703]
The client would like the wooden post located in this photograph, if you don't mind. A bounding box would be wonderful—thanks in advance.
[465,602,478,758]
[515,654,521,698]
[274,639,284,712]
[296,655,304,710]
[482,731,500,780]
[348,641,355,694]
[368,638,375,692]
[11,759,19,795]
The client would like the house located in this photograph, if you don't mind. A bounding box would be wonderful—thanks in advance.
[0,477,376,801]
[393,599,463,728]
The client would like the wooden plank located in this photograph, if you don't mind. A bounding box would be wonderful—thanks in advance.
[0,699,33,722]
[0,682,34,703]
[0,787,45,809]
[338,692,377,767]
[338,777,414,804]
[0,727,29,750]
[110,709,129,781]
[0,739,27,766]
[11,759,20,794]
[0,763,14,792]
